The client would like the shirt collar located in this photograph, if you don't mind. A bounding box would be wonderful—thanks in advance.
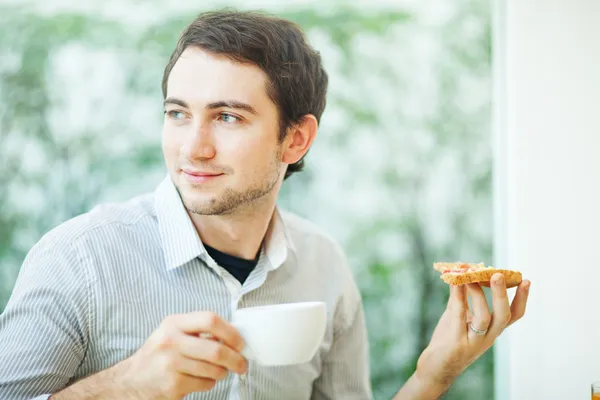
[155,176,207,270]
[262,207,296,271]
[154,175,295,271]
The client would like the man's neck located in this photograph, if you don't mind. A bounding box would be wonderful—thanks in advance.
[188,201,276,260]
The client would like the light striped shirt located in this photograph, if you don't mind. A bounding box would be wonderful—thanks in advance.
[0,177,372,400]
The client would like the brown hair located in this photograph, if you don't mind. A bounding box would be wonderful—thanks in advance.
[162,10,329,179]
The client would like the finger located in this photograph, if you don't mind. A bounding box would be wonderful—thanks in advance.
[169,312,246,353]
[174,356,229,381]
[178,333,248,374]
[447,284,467,319]
[446,284,468,337]
[466,283,491,341]
[488,273,511,336]
[508,280,531,326]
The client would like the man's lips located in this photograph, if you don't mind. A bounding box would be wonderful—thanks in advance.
[181,169,224,183]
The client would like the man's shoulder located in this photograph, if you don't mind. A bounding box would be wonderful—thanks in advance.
[279,210,349,269]
[37,192,155,250]
[280,210,342,249]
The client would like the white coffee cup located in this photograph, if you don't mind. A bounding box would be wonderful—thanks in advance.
[232,301,327,366]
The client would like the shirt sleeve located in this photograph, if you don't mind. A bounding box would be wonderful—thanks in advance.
[0,237,90,400]
[311,255,374,400]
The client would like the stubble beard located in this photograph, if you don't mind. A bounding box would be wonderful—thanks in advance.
[178,151,282,216]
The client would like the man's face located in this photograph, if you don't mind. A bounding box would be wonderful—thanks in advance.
[162,47,286,215]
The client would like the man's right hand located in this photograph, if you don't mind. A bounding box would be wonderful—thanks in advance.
[52,311,248,400]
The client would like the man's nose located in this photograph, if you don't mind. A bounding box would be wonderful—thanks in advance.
[181,122,216,160]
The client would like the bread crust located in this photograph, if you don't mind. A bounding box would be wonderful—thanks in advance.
[440,268,522,288]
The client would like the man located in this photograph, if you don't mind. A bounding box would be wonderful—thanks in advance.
[0,9,530,400]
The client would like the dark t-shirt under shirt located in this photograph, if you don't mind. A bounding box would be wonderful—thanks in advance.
[203,244,259,284]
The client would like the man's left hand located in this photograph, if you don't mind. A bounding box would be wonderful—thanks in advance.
[414,273,531,394]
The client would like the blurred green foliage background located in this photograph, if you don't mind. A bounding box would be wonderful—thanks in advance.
[0,0,493,398]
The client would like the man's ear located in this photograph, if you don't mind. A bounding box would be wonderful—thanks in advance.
[281,114,318,165]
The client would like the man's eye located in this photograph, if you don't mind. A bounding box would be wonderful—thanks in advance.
[218,113,241,123]
[165,110,186,120]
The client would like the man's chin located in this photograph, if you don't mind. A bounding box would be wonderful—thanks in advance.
[183,202,225,216]
[180,194,214,212]
[179,191,236,216]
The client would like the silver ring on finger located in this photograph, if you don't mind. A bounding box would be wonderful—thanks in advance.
[469,323,488,336]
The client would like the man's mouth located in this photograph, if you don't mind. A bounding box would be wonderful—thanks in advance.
[181,169,224,183]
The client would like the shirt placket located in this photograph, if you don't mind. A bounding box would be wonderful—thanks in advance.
[227,256,272,400]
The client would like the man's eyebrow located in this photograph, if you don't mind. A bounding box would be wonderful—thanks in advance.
[206,100,258,115]
[163,97,189,108]
[164,98,259,115]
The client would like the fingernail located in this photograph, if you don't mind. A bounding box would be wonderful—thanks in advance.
[495,275,504,285]
[524,282,531,292]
